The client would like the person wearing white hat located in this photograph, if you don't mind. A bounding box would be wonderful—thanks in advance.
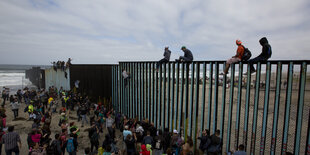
[156,47,171,71]
[170,129,183,155]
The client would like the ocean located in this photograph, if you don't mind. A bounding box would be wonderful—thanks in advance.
[0,64,48,94]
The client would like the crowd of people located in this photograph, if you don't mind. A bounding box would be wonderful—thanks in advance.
[0,86,251,155]
[51,58,72,72]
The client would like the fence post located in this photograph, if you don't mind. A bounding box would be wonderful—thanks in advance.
[159,63,162,128]
[170,62,175,131]
[200,62,207,135]
[281,62,294,155]
[189,62,195,137]
[234,62,243,150]
[174,62,180,131]
[178,63,185,131]
[213,62,219,134]
[294,62,307,154]
[226,63,235,153]
[154,63,158,127]
[220,62,227,140]
[151,63,155,124]
[270,62,282,155]
[163,63,167,129]
[207,62,213,131]
[250,62,261,154]
[193,62,200,153]
[260,62,271,154]
[167,62,171,130]
[243,63,251,150]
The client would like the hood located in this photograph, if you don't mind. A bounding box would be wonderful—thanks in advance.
[259,37,268,46]
[146,144,152,151]
[141,144,147,151]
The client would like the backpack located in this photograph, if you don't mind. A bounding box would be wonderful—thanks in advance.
[47,140,58,154]
[154,139,162,149]
[242,45,252,61]
[66,138,75,153]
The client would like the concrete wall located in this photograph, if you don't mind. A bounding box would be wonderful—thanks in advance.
[45,68,70,90]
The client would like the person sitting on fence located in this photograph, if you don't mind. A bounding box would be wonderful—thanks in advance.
[221,40,245,75]
[66,58,72,69]
[156,47,171,72]
[176,46,193,62]
[247,37,272,74]
[122,69,130,87]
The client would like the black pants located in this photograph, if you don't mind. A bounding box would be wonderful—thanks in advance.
[124,76,130,87]
[2,96,6,106]
[156,58,169,69]
[248,56,269,72]
[178,56,192,62]
[91,141,99,152]
[12,109,18,118]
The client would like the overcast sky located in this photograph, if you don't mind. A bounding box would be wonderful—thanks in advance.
[0,0,309,65]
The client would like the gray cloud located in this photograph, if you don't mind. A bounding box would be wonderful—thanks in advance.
[0,0,309,65]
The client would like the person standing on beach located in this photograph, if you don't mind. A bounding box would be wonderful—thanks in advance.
[10,98,20,119]
[221,40,245,75]
[247,37,272,74]
[1,126,22,155]
[176,46,193,62]
[1,88,7,107]
[156,47,171,71]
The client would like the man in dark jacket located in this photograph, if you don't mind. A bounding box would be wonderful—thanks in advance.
[49,134,62,155]
[156,47,171,71]
[176,46,193,62]
[208,130,222,154]
[198,129,211,154]
[248,37,272,73]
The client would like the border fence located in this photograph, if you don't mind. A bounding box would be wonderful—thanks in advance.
[111,60,310,154]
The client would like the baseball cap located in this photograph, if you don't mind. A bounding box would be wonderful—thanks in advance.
[173,129,178,134]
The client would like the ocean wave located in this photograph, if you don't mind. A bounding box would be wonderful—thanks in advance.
[0,72,32,87]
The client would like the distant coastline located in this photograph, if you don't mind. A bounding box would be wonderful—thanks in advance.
[0,64,50,71]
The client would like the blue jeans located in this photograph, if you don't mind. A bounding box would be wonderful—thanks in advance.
[5,146,19,155]
[81,114,88,126]
[248,56,269,72]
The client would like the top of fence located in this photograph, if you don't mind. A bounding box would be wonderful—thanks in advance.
[118,60,310,65]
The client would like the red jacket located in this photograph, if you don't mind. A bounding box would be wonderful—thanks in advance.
[140,144,150,155]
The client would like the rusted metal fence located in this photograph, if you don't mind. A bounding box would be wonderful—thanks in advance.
[111,60,309,154]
